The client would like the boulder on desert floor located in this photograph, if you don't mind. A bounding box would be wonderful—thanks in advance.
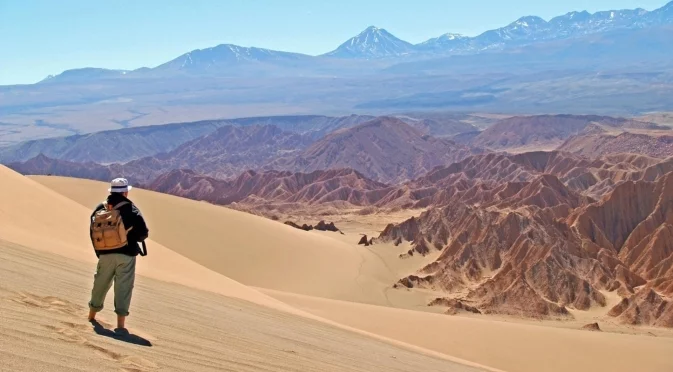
[429,298,482,315]
[581,322,602,331]
[284,221,314,231]
[357,235,374,246]
[315,220,340,232]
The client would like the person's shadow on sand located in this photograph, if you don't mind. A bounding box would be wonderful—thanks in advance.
[89,320,152,347]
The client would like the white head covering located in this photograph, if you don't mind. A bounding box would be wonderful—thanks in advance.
[108,177,133,193]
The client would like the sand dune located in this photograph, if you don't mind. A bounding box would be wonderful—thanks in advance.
[31,175,401,305]
[0,165,489,371]
[29,172,673,372]
[0,166,293,312]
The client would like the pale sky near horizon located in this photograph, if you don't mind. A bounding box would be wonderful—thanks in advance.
[0,0,668,85]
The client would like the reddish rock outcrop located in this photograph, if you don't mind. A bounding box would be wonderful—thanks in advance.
[608,288,673,327]
[570,173,673,285]
[146,168,391,208]
[382,170,673,324]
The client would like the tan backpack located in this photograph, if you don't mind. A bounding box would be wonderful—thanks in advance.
[90,201,133,250]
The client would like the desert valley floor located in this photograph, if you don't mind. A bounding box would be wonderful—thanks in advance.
[2,165,672,372]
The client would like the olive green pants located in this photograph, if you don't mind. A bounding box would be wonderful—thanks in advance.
[88,253,136,317]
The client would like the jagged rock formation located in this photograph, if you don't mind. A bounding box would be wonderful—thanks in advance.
[378,151,673,208]
[147,168,391,207]
[383,203,601,318]
[381,171,673,324]
[569,173,673,287]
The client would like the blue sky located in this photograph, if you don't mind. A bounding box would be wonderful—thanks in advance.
[0,0,668,85]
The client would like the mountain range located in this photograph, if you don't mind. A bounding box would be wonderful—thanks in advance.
[0,113,483,164]
[5,116,481,184]
[4,3,673,148]
[38,1,673,82]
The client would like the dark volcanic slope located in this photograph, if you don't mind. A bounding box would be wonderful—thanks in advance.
[270,116,479,184]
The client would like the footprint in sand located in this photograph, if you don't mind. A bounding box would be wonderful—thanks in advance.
[119,356,159,370]
[44,322,157,371]
[13,292,157,342]
[61,321,92,332]
[20,291,158,371]
[12,292,86,317]
[85,342,125,361]
[85,343,157,370]
[43,324,88,344]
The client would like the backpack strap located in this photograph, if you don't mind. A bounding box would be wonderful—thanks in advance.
[139,241,148,256]
[112,201,130,210]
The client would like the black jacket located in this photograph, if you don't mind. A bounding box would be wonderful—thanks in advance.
[90,193,149,257]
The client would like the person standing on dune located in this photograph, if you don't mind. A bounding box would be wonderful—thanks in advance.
[87,178,149,331]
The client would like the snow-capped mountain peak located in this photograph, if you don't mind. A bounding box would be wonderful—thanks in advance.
[439,33,467,41]
[322,26,414,59]
[361,25,381,33]
[514,16,548,27]
[415,32,471,52]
